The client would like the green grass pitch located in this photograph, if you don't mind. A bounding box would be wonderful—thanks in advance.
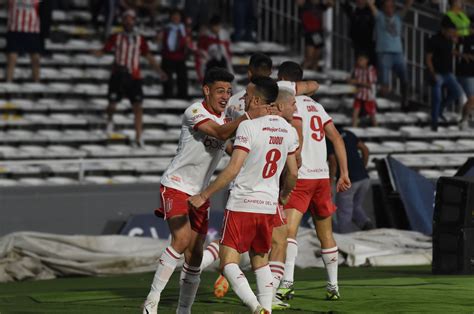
[0,266,473,313]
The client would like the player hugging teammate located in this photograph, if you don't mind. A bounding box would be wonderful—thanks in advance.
[143,56,350,314]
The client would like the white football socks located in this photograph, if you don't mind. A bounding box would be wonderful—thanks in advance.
[254,265,273,311]
[321,246,338,290]
[200,242,219,269]
[176,263,201,314]
[282,238,298,286]
[269,261,285,297]
[223,263,260,312]
[147,246,182,302]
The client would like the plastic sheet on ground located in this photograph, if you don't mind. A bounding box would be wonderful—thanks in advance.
[0,228,432,282]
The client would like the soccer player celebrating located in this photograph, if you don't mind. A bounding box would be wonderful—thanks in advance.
[142,68,268,314]
[276,61,351,301]
[189,77,299,313]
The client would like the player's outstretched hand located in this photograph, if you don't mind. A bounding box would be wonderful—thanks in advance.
[336,175,351,192]
[188,194,206,209]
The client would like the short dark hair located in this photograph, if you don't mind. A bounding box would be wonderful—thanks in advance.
[203,67,234,86]
[249,53,273,74]
[209,15,221,26]
[251,76,279,104]
[277,61,303,82]
[441,15,457,30]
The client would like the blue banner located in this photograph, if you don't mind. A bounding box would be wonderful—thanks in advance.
[387,156,436,235]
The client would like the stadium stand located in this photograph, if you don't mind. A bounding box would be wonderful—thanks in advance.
[0,0,472,188]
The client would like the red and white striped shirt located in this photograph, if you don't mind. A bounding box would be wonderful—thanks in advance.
[353,65,377,101]
[7,0,41,33]
[103,32,150,80]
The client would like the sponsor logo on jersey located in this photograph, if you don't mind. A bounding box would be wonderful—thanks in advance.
[236,135,248,143]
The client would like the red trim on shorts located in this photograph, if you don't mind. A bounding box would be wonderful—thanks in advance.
[166,247,180,260]
[322,249,338,254]
[194,118,211,130]
[234,145,250,153]
[323,119,333,127]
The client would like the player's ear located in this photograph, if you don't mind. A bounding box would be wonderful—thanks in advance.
[202,85,210,97]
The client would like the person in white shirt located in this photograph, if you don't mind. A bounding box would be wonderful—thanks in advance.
[189,77,299,314]
[142,68,268,314]
[275,62,351,302]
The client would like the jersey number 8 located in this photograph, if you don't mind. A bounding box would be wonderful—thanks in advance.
[262,148,282,179]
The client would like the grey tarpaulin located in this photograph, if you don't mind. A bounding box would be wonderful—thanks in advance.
[0,228,431,282]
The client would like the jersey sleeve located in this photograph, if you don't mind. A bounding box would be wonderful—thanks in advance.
[288,127,299,155]
[318,103,333,126]
[293,102,303,121]
[277,81,297,95]
[185,104,212,130]
[233,121,253,153]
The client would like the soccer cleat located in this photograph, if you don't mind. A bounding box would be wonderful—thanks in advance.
[325,288,340,301]
[272,297,291,310]
[276,284,294,301]
[213,274,229,298]
[253,305,271,314]
[142,299,158,314]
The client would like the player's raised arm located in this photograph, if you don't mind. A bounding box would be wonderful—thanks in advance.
[295,80,319,96]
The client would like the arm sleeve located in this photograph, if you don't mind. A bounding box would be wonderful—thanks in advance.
[288,127,299,155]
[185,104,212,130]
[319,104,333,125]
[233,121,253,153]
[293,102,303,121]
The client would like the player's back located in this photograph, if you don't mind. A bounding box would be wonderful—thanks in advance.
[227,115,298,214]
[294,95,333,180]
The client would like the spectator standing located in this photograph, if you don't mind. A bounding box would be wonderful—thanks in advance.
[196,15,233,82]
[342,0,376,65]
[456,31,474,129]
[298,0,334,71]
[5,0,42,82]
[368,0,413,111]
[348,53,378,127]
[161,9,190,99]
[328,128,374,233]
[446,0,471,37]
[93,10,167,147]
[426,17,463,131]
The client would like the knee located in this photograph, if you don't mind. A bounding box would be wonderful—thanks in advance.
[171,237,191,254]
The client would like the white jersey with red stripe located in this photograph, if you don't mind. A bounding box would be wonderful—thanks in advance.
[8,0,40,33]
[161,101,227,195]
[103,32,150,80]
[294,95,333,179]
[353,65,377,101]
[226,116,299,214]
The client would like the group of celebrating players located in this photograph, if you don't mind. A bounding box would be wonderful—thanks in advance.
[142,53,351,314]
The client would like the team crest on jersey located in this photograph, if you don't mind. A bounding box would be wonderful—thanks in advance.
[192,108,199,114]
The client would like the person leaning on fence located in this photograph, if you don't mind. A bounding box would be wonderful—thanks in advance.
[426,16,463,132]
[367,0,413,111]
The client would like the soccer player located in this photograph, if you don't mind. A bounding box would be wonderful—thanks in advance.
[142,68,268,314]
[189,77,299,313]
[276,61,351,301]
[92,10,167,147]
